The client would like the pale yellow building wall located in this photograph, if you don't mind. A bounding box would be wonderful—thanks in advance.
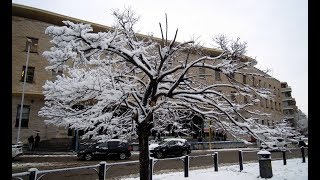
[12,16,67,143]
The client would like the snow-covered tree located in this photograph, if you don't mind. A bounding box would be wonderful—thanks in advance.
[295,109,308,135]
[39,9,273,180]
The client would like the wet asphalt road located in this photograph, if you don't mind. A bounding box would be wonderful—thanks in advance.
[12,148,308,180]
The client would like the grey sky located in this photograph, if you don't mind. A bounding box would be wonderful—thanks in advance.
[12,0,308,115]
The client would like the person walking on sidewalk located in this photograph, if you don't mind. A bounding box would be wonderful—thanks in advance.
[34,133,40,149]
[28,135,34,151]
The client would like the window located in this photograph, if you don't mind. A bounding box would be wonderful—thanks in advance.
[285,92,291,97]
[275,101,277,110]
[217,90,223,101]
[258,80,261,88]
[244,96,248,104]
[243,75,247,84]
[260,98,263,107]
[199,67,205,78]
[267,120,270,126]
[279,103,281,111]
[231,91,236,102]
[270,100,273,109]
[253,95,258,105]
[265,98,268,108]
[215,70,221,81]
[230,72,235,79]
[15,105,30,128]
[52,67,63,80]
[261,120,265,125]
[252,76,255,87]
[26,37,38,53]
[21,66,35,83]
[269,84,271,89]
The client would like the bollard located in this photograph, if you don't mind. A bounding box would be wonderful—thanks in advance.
[257,150,273,178]
[149,158,154,180]
[239,150,243,171]
[184,155,189,177]
[282,150,287,165]
[301,146,306,163]
[28,168,38,180]
[98,161,106,180]
[213,152,218,171]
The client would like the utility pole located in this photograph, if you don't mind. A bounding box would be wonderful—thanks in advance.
[16,38,31,144]
[209,121,212,149]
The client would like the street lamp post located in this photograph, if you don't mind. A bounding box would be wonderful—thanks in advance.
[16,38,31,144]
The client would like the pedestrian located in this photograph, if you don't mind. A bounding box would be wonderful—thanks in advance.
[28,135,34,150]
[34,133,40,149]
[215,130,219,141]
[212,129,215,141]
[198,136,203,149]
[223,132,227,141]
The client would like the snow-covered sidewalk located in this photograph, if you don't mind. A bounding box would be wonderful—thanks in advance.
[124,158,308,180]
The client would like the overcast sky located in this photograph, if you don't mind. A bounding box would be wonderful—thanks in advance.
[12,0,308,115]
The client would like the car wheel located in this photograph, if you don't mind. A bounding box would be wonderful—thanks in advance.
[119,153,127,160]
[84,153,93,161]
[181,150,188,156]
[155,151,163,159]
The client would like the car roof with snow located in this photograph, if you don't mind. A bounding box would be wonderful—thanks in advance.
[163,138,187,142]
[97,139,128,143]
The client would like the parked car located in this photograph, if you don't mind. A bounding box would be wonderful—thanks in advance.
[260,138,288,151]
[12,143,23,160]
[77,139,131,161]
[150,138,191,159]
[298,138,308,147]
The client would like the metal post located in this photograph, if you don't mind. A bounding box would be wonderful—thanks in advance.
[75,129,79,152]
[184,155,189,177]
[149,158,154,180]
[209,121,212,149]
[301,146,305,163]
[282,150,287,165]
[28,168,38,180]
[239,150,243,171]
[17,39,31,144]
[98,161,106,180]
[213,152,218,171]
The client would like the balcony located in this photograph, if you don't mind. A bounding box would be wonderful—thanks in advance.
[282,105,297,110]
[281,86,292,93]
[282,97,295,102]
[284,115,295,120]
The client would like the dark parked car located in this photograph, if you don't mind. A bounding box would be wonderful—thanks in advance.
[298,138,308,147]
[150,138,191,159]
[77,139,131,161]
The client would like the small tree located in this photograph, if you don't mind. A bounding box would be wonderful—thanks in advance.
[40,9,272,180]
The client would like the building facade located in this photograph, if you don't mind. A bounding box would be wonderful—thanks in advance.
[280,82,298,127]
[12,4,290,144]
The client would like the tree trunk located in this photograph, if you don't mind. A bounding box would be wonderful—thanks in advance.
[137,120,152,180]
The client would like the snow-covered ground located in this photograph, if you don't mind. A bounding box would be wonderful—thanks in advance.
[123,158,308,180]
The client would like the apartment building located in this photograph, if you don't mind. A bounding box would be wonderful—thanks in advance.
[12,3,286,144]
